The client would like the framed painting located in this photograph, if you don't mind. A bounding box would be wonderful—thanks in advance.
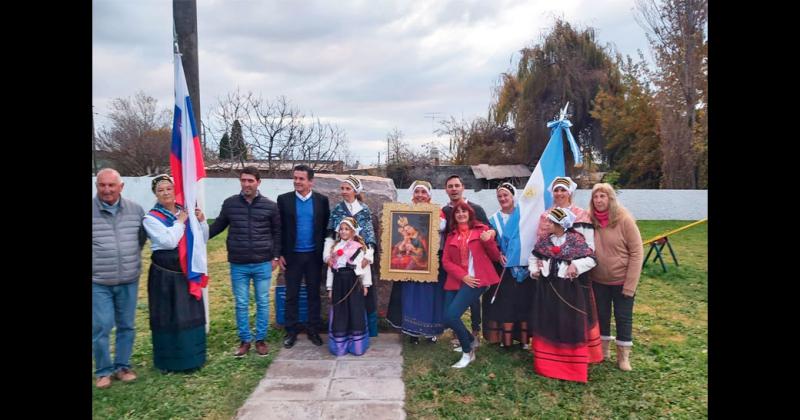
[379,202,441,282]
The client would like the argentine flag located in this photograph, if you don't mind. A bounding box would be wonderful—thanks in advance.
[515,104,583,266]
[171,51,210,328]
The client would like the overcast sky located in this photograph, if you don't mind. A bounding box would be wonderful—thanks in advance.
[93,0,652,165]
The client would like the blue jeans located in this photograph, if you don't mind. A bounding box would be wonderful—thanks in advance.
[92,281,139,378]
[231,262,272,342]
[443,285,488,353]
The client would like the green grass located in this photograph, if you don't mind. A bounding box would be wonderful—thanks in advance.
[92,228,285,420]
[92,220,707,419]
[402,220,708,419]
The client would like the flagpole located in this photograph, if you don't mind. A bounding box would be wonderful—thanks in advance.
[174,21,209,334]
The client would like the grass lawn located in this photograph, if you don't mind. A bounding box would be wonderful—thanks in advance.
[402,220,708,419]
[92,220,707,419]
[92,227,285,419]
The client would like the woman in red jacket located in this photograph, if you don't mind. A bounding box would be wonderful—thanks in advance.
[441,201,502,368]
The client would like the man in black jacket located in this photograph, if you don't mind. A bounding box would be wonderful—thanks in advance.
[210,166,281,358]
[277,164,330,348]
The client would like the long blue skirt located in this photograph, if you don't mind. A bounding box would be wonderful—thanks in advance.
[395,280,445,338]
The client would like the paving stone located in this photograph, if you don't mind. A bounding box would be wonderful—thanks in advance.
[251,378,330,401]
[265,360,335,379]
[321,401,405,420]
[236,401,324,420]
[327,378,405,400]
[334,360,403,378]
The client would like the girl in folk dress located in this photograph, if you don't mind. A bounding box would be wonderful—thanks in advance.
[325,217,372,356]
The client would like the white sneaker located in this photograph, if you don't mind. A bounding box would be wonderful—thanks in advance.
[452,337,479,352]
[451,350,475,368]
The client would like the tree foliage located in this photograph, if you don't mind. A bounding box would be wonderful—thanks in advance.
[591,54,662,188]
[218,132,231,159]
[96,91,172,176]
[229,119,248,162]
[437,116,515,165]
[636,0,708,188]
[490,19,622,174]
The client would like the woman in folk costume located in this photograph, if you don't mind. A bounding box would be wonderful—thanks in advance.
[386,180,447,344]
[325,217,372,356]
[534,175,603,363]
[528,207,600,383]
[325,175,379,337]
[482,182,535,350]
[536,176,595,250]
[441,201,502,368]
[587,183,643,371]
[142,175,209,372]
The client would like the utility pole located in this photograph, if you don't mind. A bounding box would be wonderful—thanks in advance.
[173,0,201,137]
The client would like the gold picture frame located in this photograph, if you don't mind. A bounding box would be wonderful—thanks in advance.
[380,202,441,282]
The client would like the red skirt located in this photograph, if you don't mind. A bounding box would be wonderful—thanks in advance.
[529,273,602,383]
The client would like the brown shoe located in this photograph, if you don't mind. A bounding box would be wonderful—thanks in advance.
[255,340,269,356]
[234,341,251,358]
[114,368,137,382]
[95,376,112,389]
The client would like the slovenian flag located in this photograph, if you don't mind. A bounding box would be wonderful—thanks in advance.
[515,104,582,266]
[170,51,209,301]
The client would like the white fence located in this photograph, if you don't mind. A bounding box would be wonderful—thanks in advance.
[92,177,707,220]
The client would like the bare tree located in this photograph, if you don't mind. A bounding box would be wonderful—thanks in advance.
[207,90,348,175]
[96,91,172,175]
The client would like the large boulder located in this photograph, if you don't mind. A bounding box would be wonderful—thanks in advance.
[275,174,398,327]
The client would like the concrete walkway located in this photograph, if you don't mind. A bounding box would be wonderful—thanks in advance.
[235,333,406,420]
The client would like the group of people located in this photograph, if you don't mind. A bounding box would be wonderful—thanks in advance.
[386,175,643,383]
[92,166,642,389]
[92,165,380,389]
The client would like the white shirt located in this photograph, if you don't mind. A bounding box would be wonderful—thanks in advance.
[295,190,313,201]
[326,240,373,289]
[143,212,209,251]
[344,199,363,215]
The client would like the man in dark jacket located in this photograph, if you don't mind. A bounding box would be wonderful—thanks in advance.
[210,166,281,357]
[277,164,330,348]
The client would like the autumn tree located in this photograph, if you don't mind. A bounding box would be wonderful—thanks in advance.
[96,91,172,176]
[636,0,708,188]
[436,116,516,165]
[592,53,662,188]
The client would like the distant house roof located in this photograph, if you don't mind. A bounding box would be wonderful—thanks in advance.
[470,164,531,180]
[206,160,343,173]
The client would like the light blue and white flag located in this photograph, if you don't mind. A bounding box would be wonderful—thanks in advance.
[515,103,583,266]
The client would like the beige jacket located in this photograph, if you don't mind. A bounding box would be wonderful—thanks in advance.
[588,208,643,295]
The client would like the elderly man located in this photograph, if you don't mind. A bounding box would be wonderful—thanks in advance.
[92,168,146,389]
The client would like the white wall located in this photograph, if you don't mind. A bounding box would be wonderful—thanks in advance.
[92,177,707,220]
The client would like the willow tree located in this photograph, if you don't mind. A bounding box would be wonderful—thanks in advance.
[491,19,621,173]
